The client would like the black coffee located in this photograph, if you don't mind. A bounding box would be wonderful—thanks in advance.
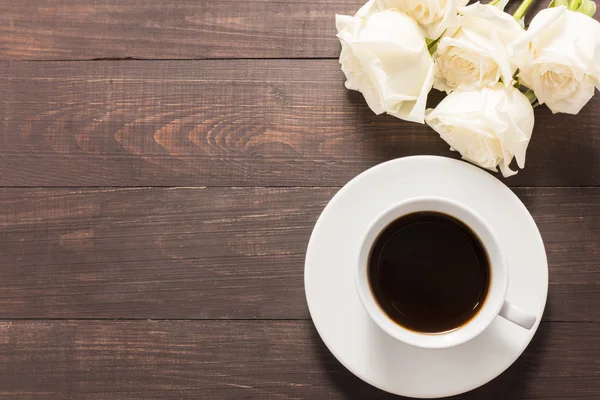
[368,212,489,333]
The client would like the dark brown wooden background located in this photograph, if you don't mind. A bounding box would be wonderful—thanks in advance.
[0,1,598,399]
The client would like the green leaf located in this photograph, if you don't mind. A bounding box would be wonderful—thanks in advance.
[577,0,597,16]
[569,0,583,10]
[426,32,445,55]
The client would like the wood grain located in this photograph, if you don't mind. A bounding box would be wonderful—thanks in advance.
[1,60,598,187]
[2,0,598,398]
[0,0,595,61]
[0,187,597,321]
[0,0,358,60]
[0,320,598,399]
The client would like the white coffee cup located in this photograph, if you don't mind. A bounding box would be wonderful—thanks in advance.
[355,196,537,349]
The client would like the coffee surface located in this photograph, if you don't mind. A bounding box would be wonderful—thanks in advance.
[368,211,490,333]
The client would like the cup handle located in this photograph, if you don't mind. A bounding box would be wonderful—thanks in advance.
[499,301,537,330]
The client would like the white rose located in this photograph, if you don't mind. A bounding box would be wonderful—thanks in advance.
[336,0,436,123]
[376,0,469,39]
[425,83,534,177]
[510,6,600,114]
[433,3,524,93]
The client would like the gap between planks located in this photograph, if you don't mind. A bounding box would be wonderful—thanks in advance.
[0,318,597,323]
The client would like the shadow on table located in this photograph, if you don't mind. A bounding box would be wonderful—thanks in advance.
[343,89,456,165]
[310,311,549,400]
[347,81,600,188]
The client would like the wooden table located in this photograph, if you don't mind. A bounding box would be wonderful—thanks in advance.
[0,1,598,399]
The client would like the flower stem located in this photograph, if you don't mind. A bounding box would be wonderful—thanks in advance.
[513,0,534,20]
[488,0,501,5]
[524,89,537,104]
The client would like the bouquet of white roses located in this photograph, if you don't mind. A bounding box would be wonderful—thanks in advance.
[336,0,599,176]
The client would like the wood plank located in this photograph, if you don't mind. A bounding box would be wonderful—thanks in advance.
[1,60,598,187]
[0,320,598,399]
[0,0,358,60]
[0,187,597,321]
[0,0,593,61]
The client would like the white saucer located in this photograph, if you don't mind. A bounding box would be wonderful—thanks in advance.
[304,156,548,399]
